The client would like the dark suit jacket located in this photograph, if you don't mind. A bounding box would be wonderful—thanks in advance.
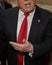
[0,5,52,65]
[0,2,12,65]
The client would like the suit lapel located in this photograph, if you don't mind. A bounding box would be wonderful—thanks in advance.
[28,6,41,44]
[9,7,19,42]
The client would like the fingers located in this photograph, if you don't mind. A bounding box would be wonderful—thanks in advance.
[9,41,25,52]
[9,41,19,46]
[9,40,33,53]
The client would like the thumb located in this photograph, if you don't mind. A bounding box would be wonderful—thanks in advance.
[22,39,29,44]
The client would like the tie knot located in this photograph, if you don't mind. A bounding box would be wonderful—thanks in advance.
[24,13,29,17]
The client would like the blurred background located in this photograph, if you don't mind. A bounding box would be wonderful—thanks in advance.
[7,0,52,12]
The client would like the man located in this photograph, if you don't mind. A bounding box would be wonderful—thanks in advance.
[0,0,12,65]
[0,0,52,65]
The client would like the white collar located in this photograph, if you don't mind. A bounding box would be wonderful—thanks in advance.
[18,7,36,17]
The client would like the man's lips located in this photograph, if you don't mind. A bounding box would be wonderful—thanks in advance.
[25,2,31,7]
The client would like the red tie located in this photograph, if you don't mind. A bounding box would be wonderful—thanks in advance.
[17,13,29,65]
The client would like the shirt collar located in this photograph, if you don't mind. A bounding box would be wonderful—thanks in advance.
[19,9,24,17]
[19,7,36,17]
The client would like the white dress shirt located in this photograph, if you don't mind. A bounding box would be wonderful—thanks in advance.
[16,8,36,65]
[17,9,35,41]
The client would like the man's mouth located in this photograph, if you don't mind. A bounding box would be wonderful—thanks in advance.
[25,2,31,7]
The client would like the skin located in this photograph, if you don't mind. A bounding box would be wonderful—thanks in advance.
[9,0,36,53]
[15,0,36,13]
[9,39,33,53]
